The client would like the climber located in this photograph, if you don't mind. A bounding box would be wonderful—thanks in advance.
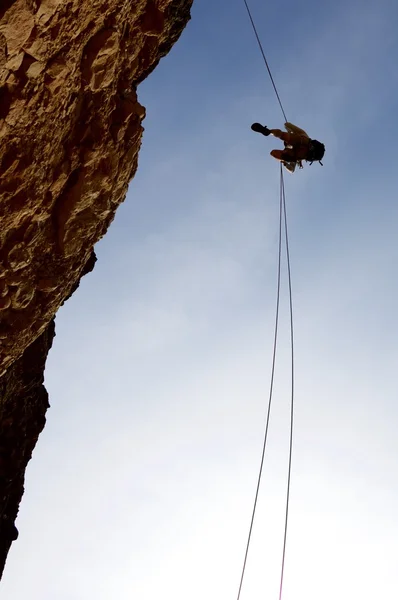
[251,122,325,172]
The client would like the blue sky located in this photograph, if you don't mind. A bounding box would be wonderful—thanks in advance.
[3,0,398,598]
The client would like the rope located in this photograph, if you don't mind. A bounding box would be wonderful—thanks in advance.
[236,158,284,600]
[236,168,295,600]
[236,5,295,600]
[278,166,295,600]
[243,0,288,123]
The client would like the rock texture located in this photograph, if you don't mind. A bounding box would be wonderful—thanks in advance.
[0,0,193,579]
[0,319,55,579]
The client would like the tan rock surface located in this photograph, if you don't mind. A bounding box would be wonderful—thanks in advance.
[0,0,193,578]
[0,0,193,373]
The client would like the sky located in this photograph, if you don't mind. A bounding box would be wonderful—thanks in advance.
[2,0,398,598]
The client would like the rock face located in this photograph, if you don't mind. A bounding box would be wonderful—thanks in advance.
[0,0,193,578]
[0,319,55,579]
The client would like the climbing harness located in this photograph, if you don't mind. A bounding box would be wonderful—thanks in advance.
[237,3,295,600]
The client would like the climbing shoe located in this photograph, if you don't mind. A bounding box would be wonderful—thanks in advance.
[251,123,270,136]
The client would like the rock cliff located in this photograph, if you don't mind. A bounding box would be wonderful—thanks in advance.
[0,0,193,578]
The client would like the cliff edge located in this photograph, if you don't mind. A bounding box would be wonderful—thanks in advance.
[0,0,193,578]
